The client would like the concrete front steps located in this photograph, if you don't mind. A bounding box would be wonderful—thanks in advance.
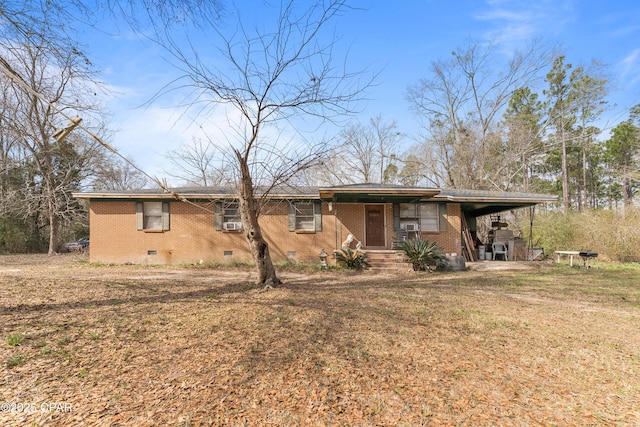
[364,250,413,271]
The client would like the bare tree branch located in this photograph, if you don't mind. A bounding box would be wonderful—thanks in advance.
[150,0,376,285]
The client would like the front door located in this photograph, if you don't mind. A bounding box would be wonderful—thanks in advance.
[365,205,385,247]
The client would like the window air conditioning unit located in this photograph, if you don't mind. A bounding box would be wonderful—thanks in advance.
[404,223,417,231]
[223,222,242,230]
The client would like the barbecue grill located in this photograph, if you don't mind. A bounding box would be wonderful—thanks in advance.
[578,251,598,268]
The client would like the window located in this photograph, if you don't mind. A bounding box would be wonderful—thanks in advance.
[223,203,242,230]
[215,201,243,231]
[144,202,163,229]
[136,201,170,231]
[295,202,315,230]
[288,201,322,232]
[419,204,439,232]
[223,203,240,224]
[399,203,419,231]
[395,203,443,233]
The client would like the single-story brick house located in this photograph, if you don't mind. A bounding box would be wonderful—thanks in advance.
[72,184,556,265]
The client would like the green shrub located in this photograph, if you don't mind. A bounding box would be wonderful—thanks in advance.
[529,207,640,263]
[6,333,23,346]
[399,239,448,272]
[335,248,369,270]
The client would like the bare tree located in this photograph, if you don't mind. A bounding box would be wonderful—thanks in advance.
[101,0,223,36]
[0,1,87,58]
[338,122,378,183]
[89,154,150,191]
[308,116,401,185]
[154,1,373,285]
[370,116,401,183]
[0,33,103,254]
[395,148,443,187]
[406,39,551,189]
[164,136,234,187]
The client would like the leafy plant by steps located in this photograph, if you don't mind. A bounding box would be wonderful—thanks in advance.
[335,248,370,270]
[398,239,448,272]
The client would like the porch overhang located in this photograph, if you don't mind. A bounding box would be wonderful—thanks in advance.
[433,189,558,218]
[319,184,440,203]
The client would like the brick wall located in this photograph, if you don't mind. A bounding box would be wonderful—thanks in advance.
[421,203,462,255]
[89,200,463,265]
[90,200,338,265]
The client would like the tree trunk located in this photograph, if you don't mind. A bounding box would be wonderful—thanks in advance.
[560,127,571,211]
[236,154,281,286]
[48,196,58,255]
[624,175,633,207]
[45,168,59,255]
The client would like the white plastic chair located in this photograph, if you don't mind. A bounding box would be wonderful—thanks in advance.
[492,242,508,260]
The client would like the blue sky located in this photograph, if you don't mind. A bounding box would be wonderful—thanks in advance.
[80,0,640,180]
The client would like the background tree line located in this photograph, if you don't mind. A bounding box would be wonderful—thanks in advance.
[302,43,639,213]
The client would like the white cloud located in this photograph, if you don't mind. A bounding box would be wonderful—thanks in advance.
[475,0,575,46]
[619,49,640,89]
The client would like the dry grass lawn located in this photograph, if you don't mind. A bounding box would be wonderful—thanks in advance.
[1,254,639,426]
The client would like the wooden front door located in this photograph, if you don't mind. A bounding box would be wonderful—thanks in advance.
[365,205,385,247]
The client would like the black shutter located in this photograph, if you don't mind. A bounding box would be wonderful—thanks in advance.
[313,201,322,232]
[393,203,400,230]
[214,201,223,231]
[162,202,170,231]
[136,202,143,230]
[287,202,296,231]
[438,203,448,232]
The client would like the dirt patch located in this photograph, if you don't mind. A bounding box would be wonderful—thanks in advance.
[466,260,550,271]
[1,255,639,426]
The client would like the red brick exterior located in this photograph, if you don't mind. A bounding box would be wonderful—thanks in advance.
[423,203,463,256]
[88,200,463,265]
